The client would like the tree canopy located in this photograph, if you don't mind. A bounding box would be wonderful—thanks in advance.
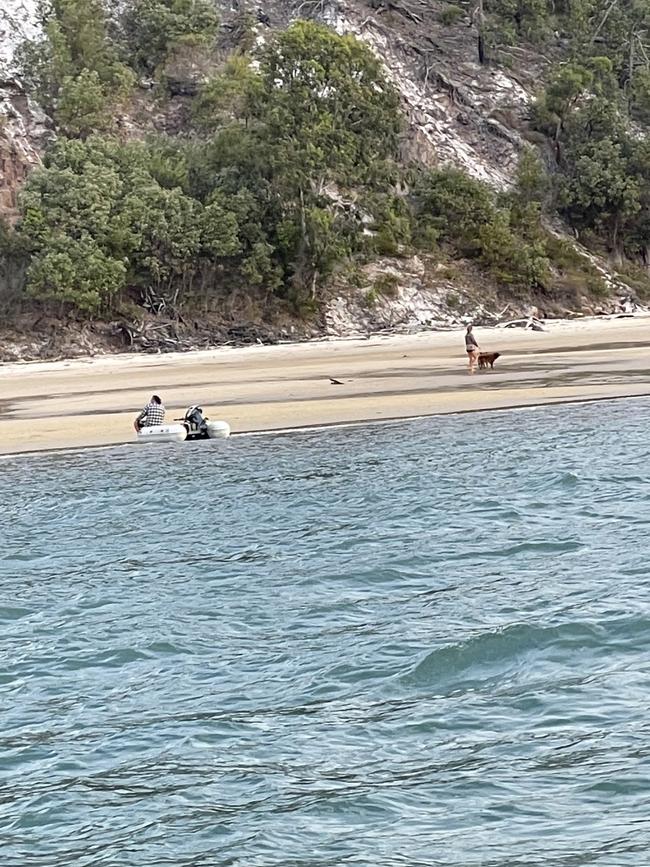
[7,0,650,320]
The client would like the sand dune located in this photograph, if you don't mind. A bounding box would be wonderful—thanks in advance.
[1,316,649,455]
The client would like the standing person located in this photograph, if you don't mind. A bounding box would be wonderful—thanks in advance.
[465,324,479,373]
[134,394,165,431]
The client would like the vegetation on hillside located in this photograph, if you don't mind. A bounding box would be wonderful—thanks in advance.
[2,0,650,325]
[484,0,650,263]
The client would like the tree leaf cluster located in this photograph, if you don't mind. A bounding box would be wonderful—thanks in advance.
[14,21,403,314]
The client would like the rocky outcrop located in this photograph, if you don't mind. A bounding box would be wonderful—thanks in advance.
[0,0,39,76]
[0,1,48,222]
[337,0,544,188]
[0,80,51,223]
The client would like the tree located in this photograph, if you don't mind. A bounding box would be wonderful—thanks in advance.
[412,168,497,254]
[193,21,403,300]
[18,0,134,134]
[26,237,127,312]
[560,136,640,251]
[122,0,220,73]
[505,147,548,242]
[531,63,594,140]
[253,21,401,190]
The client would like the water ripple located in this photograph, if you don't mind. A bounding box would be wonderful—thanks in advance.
[2,399,650,865]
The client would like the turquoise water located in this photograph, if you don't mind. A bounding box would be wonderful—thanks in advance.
[2,400,650,866]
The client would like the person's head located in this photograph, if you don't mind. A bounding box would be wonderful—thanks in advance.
[151,394,162,405]
[466,324,473,333]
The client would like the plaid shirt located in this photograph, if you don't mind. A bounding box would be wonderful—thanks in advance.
[140,402,165,427]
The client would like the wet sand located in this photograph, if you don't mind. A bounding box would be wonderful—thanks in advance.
[1,316,649,455]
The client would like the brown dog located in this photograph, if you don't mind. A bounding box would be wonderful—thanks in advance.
[478,352,500,370]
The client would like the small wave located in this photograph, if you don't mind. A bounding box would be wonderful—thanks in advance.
[0,605,34,621]
[444,539,583,561]
[403,620,620,689]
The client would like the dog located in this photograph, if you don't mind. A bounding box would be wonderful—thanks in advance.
[478,352,500,370]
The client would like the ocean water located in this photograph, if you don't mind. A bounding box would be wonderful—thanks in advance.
[1,399,650,866]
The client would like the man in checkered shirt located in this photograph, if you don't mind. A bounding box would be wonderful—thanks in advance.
[134,395,166,430]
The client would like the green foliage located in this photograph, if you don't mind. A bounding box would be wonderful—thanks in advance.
[412,160,550,288]
[0,221,29,313]
[413,169,496,255]
[364,273,399,307]
[194,21,402,303]
[630,67,650,123]
[252,21,402,191]
[192,55,261,129]
[479,211,550,286]
[530,63,593,138]
[17,135,201,311]
[122,0,220,73]
[439,4,464,26]
[18,0,134,134]
[12,21,404,314]
[485,0,552,44]
[553,98,643,249]
[366,193,412,256]
[18,3,650,321]
[27,237,127,312]
[373,273,400,297]
[56,69,112,137]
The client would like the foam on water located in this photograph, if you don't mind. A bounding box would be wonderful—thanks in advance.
[2,399,650,865]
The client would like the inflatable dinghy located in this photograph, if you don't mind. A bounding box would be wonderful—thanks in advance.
[136,406,231,444]
[137,423,188,444]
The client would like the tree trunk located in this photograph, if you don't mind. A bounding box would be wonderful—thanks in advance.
[476,0,486,65]
[610,213,623,265]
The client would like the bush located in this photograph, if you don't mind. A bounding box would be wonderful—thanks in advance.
[373,273,400,297]
[0,221,28,314]
[412,164,550,288]
[439,5,464,25]
[122,0,220,73]
[26,237,127,312]
[18,0,134,131]
[585,274,609,298]
[412,168,496,255]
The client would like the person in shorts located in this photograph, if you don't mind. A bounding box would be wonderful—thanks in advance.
[465,325,479,372]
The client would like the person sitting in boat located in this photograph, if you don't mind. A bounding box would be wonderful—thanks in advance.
[134,395,165,431]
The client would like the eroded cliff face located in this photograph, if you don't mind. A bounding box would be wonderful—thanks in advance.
[0,0,39,74]
[0,0,46,222]
[0,81,51,224]
[0,0,539,223]
[325,0,535,188]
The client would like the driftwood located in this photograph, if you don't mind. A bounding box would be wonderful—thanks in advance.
[115,318,281,352]
[498,316,546,332]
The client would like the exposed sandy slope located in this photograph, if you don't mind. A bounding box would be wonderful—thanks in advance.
[1,317,649,455]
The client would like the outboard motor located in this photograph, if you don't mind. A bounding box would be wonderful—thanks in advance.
[184,405,208,438]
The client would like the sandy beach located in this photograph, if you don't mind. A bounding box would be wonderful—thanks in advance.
[1,316,649,455]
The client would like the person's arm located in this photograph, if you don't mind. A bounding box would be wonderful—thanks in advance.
[133,408,147,431]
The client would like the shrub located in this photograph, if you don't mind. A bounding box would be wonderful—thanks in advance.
[412,168,496,255]
[18,0,134,131]
[122,0,220,73]
[439,5,464,25]
[373,273,399,297]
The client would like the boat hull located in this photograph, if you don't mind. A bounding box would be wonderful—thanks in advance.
[135,420,231,443]
[206,421,231,439]
[136,424,187,444]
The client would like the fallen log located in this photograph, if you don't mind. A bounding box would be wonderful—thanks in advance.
[498,317,546,332]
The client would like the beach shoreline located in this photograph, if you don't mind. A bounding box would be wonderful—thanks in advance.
[1,315,649,455]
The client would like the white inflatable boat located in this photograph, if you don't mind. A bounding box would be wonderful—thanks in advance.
[136,407,231,444]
